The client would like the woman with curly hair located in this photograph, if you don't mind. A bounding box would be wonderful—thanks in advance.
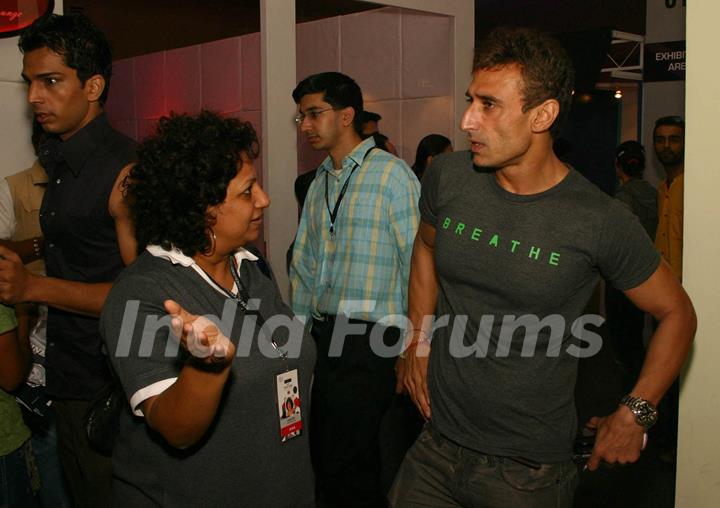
[100,111,315,507]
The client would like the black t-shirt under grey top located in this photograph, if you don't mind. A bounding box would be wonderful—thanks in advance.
[420,151,660,463]
[100,251,316,507]
[39,113,136,400]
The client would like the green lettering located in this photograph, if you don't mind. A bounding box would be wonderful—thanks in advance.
[529,246,541,260]
[471,228,483,241]
[455,223,465,235]
[442,217,451,229]
[549,252,561,266]
[488,234,499,247]
[510,240,521,253]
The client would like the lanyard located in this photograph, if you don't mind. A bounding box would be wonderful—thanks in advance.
[200,258,289,363]
[324,146,375,238]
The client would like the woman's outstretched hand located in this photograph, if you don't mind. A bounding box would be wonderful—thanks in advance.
[164,299,235,365]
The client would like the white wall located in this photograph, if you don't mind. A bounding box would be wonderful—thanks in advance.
[675,1,720,505]
[0,1,63,178]
[295,7,456,171]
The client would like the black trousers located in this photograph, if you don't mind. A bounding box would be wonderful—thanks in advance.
[310,316,399,508]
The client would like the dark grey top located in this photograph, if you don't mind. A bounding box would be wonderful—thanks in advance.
[101,251,316,507]
[614,178,658,240]
[420,151,660,462]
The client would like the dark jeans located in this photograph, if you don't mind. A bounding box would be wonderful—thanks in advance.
[53,399,112,508]
[389,424,578,508]
[310,316,399,508]
[32,413,72,508]
[0,440,37,508]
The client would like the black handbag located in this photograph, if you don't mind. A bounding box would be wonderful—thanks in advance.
[83,365,125,455]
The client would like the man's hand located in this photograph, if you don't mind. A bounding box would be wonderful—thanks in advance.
[0,246,34,304]
[585,406,646,471]
[403,338,431,419]
[164,300,235,366]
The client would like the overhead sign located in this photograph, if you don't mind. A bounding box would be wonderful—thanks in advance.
[0,0,54,38]
[644,40,686,82]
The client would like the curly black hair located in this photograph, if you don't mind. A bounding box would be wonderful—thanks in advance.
[473,27,575,138]
[19,14,113,105]
[125,111,259,257]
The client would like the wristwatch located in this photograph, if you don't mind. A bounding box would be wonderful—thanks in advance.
[619,394,658,429]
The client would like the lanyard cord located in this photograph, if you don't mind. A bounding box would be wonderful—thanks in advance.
[324,146,375,237]
[195,258,288,361]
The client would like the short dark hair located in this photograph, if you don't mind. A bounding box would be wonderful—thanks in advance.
[653,115,685,138]
[292,72,364,135]
[473,27,575,137]
[615,140,645,178]
[125,111,259,256]
[360,111,381,124]
[412,134,452,180]
[19,14,113,105]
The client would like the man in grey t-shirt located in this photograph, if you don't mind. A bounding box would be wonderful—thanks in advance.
[390,27,695,508]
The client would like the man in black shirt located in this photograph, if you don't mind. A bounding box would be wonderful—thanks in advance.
[0,14,137,507]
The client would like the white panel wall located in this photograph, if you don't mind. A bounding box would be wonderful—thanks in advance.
[295,7,457,165]
[676,1,720,506]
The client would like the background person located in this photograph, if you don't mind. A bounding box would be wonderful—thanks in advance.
[411,134,452,181]
[0,120,71,508]
[0,14,138,506]
[0,304,37,506]
[606,140,658,386]
[360,110,398,155]
[653,116,685,280]
[101,111,315,507]
[290,72,419,507]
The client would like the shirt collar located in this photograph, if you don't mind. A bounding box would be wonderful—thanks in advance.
[60,113,113,177]
[318,136,376,175]
[146,244,258,269]
[30,160,49,185]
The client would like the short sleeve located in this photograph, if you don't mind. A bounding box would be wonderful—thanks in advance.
[419,155,443,226]
[596,199,661,291]
[100,273,184,416]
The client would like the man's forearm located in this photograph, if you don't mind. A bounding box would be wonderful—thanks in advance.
[407,229,439,335]
[25,274,112,316]
[631,301,696,406]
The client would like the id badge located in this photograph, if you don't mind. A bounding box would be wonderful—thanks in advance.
[276,369,302,442]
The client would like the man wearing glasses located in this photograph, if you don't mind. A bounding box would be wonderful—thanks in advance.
[289,72,420,507]
[653,115,685,280]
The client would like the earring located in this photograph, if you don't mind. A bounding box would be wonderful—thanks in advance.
[205,228,217,255]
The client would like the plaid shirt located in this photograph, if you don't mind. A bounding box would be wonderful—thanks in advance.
[290,137,420,324]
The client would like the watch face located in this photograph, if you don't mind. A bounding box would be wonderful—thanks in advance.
[633,400,657,427]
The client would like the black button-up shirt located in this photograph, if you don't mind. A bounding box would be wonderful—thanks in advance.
[39,113,136,400]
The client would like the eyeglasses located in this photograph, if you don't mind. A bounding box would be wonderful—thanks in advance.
[294,108,336,125]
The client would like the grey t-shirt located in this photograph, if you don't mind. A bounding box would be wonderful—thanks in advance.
[420,151,660,462]
[615,178,658,240]
[100,252,316,507]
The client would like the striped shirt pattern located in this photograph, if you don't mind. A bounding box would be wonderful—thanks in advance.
[290,137,420,324]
